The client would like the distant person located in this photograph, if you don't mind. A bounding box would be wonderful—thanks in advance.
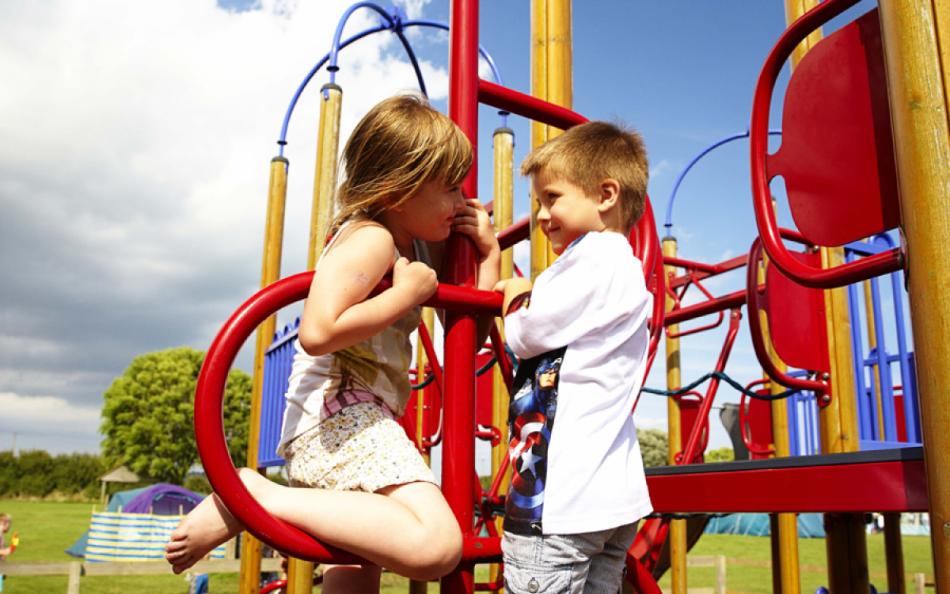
[495,121,653,593]
[0,513,15,593]
[165,94,499,594]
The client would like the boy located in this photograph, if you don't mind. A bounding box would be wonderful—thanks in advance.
[496,121,652,594]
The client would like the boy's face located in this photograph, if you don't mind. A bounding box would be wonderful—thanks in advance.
[531,170,604,254]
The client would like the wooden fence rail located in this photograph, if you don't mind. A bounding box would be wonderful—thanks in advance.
[1,558,282,594]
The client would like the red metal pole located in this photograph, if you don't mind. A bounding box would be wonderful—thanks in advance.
[444,1,479,593]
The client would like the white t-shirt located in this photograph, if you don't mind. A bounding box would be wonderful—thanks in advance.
[504,231,653,535]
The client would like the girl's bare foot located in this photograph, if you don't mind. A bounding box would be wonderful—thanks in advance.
[165,468,278,574]
[165,492,241,574]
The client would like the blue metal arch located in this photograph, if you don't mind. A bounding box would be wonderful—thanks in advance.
[278,2,506,157]
[664,129,782,235]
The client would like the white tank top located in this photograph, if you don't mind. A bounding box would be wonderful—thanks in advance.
[277,221,428,455]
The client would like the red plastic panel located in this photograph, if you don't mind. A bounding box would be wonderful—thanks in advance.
[678,396,705,463]
[746,397,774,460]
[766,250,830,372]
[769,9,899,247]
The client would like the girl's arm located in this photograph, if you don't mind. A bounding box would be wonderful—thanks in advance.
[298,223,437,356]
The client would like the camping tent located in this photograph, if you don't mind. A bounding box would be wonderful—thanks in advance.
[704,512,826,538]
[66,483,213,559]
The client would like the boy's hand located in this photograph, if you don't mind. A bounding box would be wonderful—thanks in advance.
[497,277,533,316]
[453,198,499,261]
[393,257,438,306]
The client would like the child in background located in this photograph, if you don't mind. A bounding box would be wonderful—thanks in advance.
[497,121,653,594]
[0,513,13,593]
[166,94,500,593]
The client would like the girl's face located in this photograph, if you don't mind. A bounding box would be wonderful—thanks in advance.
[394,180,466,243]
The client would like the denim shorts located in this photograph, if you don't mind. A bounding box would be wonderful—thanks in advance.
[502,523,638,594]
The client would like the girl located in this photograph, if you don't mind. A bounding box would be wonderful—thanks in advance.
[165,94,500,592]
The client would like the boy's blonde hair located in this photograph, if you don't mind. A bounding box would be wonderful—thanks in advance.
[332,94,472,233]
[521,121,648,231]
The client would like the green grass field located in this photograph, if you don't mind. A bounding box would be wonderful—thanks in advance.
[0,499,934,593]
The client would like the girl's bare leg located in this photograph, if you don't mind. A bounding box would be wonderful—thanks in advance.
[322,564,382,594]
[167,468,461,581]
[250,472,462,581]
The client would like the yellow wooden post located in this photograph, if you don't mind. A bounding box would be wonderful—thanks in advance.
[488,126,514,594]
[408,307,435,594]
[529,0,570,278]
[662,237,687,594]
[285,82,344,594]
[238,155,288,594]
[884,513,906,594]
[879,1,950,589]
[307,83,343,270]
[783,2,867,591]
[758,247,801,594]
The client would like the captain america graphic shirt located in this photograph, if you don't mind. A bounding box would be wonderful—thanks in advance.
[503,346,566,536]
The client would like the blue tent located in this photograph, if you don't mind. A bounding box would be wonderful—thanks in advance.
[66,483,205,558]
[704,512,825,538]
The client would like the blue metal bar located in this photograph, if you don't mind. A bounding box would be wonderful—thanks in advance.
[664,129,782,234]
[878,235,920,443]
[402,20,504,86]
[787,394,800,456]
[277,14,508,156]
[328,2,396,80]
[869,275,898,441]
[845,249,874,440]
[278,26,386,156]
[393,27,428,97]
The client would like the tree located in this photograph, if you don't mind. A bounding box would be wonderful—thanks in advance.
[638,428,669,468]
[101,347,251,485]
[704,447,735,463]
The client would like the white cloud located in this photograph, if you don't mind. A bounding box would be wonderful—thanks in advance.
[0,0,442,453]
[0,392,100,435]
[649,159,673,180]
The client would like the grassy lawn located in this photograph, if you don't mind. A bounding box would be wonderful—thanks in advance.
[0,500,935,593]
[656,533,935,594]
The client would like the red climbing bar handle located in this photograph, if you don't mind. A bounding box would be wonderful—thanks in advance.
[750,0,902,288]
[478,79,588,129]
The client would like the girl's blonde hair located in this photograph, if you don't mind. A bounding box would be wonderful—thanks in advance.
[331,94,473,233]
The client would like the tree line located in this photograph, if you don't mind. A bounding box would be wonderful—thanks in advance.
[1,347,252,500]
[0,450,105,499]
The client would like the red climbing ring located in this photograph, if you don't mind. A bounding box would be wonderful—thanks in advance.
[194,271,364,563]
[194,270,503,562]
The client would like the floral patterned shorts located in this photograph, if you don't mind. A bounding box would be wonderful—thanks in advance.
[284,402,436,493]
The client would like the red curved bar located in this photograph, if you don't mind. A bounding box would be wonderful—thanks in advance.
[497,216,530,250]
[745,239,828,396]
[259,579,287,594]
[749,0,902,288]
[195,272,364,562]
[194,272,505,562]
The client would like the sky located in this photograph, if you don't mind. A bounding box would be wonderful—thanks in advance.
[1,0,890,461]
